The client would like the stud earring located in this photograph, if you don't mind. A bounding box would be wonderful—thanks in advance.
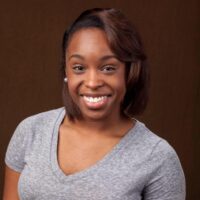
[64,77,68,83]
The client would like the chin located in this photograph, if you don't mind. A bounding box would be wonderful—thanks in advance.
[81,110,113,122]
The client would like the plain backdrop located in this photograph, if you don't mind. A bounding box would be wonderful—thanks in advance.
[0,0,199,199]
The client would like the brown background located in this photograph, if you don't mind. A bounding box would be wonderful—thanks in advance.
[0,0,199,199]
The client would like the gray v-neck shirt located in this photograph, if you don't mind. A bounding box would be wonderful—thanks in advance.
[5,107,185,199]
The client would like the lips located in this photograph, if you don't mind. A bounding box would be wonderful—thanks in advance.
[80,94,111,109]
[83,96,107,103]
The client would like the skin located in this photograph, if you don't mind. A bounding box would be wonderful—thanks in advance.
[3,166,20,200]
[65,28,130,130]
[3,28,135,197]
[57,28,135,175]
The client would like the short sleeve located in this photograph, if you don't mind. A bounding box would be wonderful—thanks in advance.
[143,140,186,200]
[5,119,31,172]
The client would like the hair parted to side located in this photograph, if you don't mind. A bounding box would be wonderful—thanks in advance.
[61,8,149,121]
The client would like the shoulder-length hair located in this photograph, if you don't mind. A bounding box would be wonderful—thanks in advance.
[61,8,149,121]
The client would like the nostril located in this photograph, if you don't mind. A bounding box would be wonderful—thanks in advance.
[85,79,104,89]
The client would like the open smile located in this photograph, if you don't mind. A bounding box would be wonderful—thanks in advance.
[83,96,107,103]
[80,94,111,109]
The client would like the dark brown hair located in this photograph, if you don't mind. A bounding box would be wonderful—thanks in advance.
[61,8,149,121]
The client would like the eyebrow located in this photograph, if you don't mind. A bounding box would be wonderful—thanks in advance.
[68,54,119,61]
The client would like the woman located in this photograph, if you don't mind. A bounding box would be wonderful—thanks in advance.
[3,8,186,200]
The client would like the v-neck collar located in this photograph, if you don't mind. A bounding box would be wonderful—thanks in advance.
[50,107,141,184]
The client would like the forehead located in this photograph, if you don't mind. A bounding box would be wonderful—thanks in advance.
[66,28,114,58]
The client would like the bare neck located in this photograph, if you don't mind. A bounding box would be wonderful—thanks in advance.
[63,114,134,139]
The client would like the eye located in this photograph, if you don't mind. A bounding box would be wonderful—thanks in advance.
[72,64,85,73]
[101,65,116,73]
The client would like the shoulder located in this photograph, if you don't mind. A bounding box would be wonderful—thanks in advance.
[17,107,65,131]
[132,120,177,155]
[20,107,65,124]
[132,121,185,198]
[5,107,65,172]
[129,120,184,171]
[8,107,65,155]
[128,120,167,157]
[140,122,180,163]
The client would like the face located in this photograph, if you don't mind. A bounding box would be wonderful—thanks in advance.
[65,28,126,121]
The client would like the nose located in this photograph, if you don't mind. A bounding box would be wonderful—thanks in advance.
[85,69,104,89]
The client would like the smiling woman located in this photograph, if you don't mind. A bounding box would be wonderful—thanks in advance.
[61,8,149,123]
[3,8,185,200]
[65,28,127,121]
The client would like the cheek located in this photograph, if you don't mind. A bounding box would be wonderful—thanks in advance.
[109,76,126,98]
[117,75,126,98]
[116,71,126,87]
[67,76,83,96]
[118,83,126,99]
[67,80,77,94]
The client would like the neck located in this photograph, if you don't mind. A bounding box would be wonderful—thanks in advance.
[64,114,132,138]
[76,116,122,131]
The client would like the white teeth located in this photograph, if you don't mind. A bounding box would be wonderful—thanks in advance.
[83,96,107,103]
